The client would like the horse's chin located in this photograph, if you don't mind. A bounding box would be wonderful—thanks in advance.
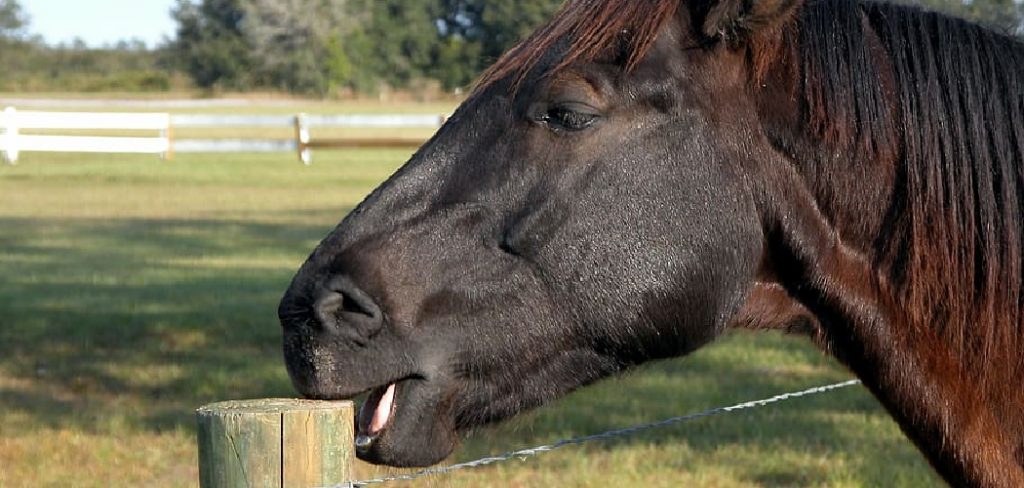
[282,333,458,466]
[292,376,457,467]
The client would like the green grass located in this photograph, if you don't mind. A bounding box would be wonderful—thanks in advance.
[0,118,941,486]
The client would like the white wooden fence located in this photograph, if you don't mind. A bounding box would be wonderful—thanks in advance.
[0,107,446,165]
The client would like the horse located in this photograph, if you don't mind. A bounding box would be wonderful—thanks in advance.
[277,0,1024,485]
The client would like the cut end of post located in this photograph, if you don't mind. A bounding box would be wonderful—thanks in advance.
[197,398,355,488]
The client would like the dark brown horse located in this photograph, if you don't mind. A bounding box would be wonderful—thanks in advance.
[278,0,1024,485]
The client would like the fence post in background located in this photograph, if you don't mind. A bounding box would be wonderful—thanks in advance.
[197,399,355,488]
[161,115,174,162]
[294,113,311,165]
[2,107,19,165]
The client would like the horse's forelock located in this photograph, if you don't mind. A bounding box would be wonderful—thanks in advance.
[475,0,681,92]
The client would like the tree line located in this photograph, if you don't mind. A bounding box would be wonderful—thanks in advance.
[167,0,563,95]
[1,0,1022,96]
[0,0,179,92]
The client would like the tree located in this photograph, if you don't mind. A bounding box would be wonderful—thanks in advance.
[0,0,28,40]
[343,0,560,91]
[429,35,483,90]
[345,0,441,89]
[166,0,600,93]
[171,0,363,95]
[904,0,1023,34]
[959,0,1023,34]
[437,0,560,63]
[241,0,354,95]
[169,0,255,90]
[430,0,561,89]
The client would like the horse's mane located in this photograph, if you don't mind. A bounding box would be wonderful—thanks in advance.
[482,0,1024,378]
[837,3,1024,382]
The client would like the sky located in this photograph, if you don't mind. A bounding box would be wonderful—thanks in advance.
[24,0,178,48]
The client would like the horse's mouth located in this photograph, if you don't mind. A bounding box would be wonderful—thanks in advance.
[355,381,401,450]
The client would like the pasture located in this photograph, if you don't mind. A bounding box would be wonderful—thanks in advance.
[0,101,939,487]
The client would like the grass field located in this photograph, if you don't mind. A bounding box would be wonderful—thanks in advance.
[0,103,941,487]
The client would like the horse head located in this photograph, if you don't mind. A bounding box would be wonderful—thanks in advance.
[279,1,1024,484]
[279,0,799,467]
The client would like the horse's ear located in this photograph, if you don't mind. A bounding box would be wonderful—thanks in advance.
[694,0,802,45]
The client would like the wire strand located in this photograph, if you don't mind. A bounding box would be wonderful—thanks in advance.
[329,379,862,487]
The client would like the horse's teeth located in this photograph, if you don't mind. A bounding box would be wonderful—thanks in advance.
[370,383,397,434]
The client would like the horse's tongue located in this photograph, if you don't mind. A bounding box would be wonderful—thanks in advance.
[359,383,396,436]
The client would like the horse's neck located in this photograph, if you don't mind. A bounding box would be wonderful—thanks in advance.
[752,150,1024,486]
[740,4,1024,483]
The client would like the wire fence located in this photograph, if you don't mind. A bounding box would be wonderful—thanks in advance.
[331,379,863,488]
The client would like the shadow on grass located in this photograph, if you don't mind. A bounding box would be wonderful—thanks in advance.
[0,213,936,486]
[0,214,341,435]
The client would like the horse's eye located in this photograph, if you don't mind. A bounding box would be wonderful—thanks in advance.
[536,103,600,132]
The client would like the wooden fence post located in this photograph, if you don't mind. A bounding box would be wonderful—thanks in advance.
[3,107,18,165]
[161,117,174,162]
[197,399,355,488]
[294,113,311,165]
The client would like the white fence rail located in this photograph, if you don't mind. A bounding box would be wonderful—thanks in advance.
[1,107,445,165]
[2,107,172,163]
[170,114,446,128]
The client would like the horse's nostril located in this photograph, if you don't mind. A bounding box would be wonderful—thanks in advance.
[341,292,375,318]
[314,276,384,340]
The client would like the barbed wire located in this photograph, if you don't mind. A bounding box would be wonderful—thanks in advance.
[331,379,862,488]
